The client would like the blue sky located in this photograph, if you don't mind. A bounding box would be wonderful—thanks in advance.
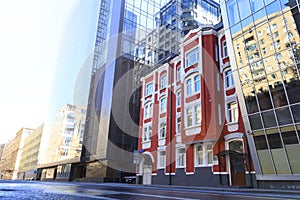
[0,0,98,143]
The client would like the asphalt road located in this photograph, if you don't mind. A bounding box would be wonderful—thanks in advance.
[0,180,300,200]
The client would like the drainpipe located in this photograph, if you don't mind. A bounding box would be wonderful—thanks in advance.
[169,62,173,186]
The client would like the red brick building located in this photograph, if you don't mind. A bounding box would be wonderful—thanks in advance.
[137,24,256,187]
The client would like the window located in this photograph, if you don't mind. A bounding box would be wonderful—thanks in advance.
[206,143,213,165]
[196,145,204,165]
[186,74,201,96]
[222,41,228,58]
[177,117,181,134]
[158,151,166,169]
[195,105,201,125]
[185,104,202,128]
[177,67,181,81]
[177,148,186,167]
[176,91,181,107]
[145,82,153,96]
[143,125,152,142]
[271,23,277,30]
[195,143,213,166]
[144,103,153,119]
[194,75,200,92]
[159,122,166,138]
[225,70,235,88]
[160,75,167,89]
[228,101,238,123]
[160,97,167,113]
[186,108,193,127]
[186,79,192,95]
[186,48,199,68]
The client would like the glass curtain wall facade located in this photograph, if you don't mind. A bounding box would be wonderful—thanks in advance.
[81,0,183,182]
[221,0,300,188]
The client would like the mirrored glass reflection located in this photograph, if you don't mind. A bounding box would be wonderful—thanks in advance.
[282,66,300,104]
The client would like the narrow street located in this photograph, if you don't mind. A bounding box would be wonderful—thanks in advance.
[1,180,300,200]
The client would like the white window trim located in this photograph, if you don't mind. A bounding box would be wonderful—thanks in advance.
[157,150,166,169]
[226,101,238,124]
[224,69,235,89]
[142,123,152,143]
[160,74,168,89]
[144,102,153,119]
[159,121,166,139]
[176,90,181,107]
[222,40,228,58]
[145,82,153,96]
[185,73,201,97]
[184,102,202,129]
[185,47,199,68]
[176,116,181,135]
[159,97,167,113]
[176,66,182,81]
[194,143,214,167]
[176,147,186,168]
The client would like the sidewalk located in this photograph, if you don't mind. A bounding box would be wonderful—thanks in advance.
[146,183,300,196]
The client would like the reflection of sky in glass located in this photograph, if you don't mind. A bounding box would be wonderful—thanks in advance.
[46,1,100,123]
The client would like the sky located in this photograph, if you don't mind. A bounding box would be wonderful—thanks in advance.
[0,0,87,144]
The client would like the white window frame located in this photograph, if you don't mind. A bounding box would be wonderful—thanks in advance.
[195,143,213,167]
[195,105,201,125]
[227,101,238,123]
[158,150,166,169]
[224,69,235,88]
[176,90,181,107]
[177,66,182,81]
[185,47,199,68]
[160,74,167,89]
[194,75,200,92]
[185,73,201,96]
[142,124,152,142]
[145,82,153,96]
[159,122,166,139]
[186,78,192,96]
[160,97,167,113]
[144,102,153,119]
[185,103,202,128]
[176,116,181,135]
[176,148,186,168]
[222,41,228,58]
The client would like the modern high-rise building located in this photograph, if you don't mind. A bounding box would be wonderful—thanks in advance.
[81,0,221,183]
[221,0,300,189]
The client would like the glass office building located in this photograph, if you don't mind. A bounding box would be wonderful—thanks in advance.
[81,0,184,182]
[220,0,300,189]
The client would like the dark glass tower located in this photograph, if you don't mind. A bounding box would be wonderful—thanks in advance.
[221,0,300,189]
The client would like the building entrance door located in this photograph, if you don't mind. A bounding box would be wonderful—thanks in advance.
[230,156,246,186]
[229,140,246,186]
[143,167,152,185]
[140,155,152,185]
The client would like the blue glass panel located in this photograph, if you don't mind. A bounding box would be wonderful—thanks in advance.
[237,0,251,20]
[253,8,267,25]
[250,0,264,13]
[227,0,240,25]
[266,0,281,16]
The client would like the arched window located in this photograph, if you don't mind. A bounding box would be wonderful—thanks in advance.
[160,97,167,113]
[229,140,243,153]
[160,74,167,89]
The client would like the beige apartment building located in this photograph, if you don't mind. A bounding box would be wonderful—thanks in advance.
[0,128,34,180]
[18,124,44,180]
